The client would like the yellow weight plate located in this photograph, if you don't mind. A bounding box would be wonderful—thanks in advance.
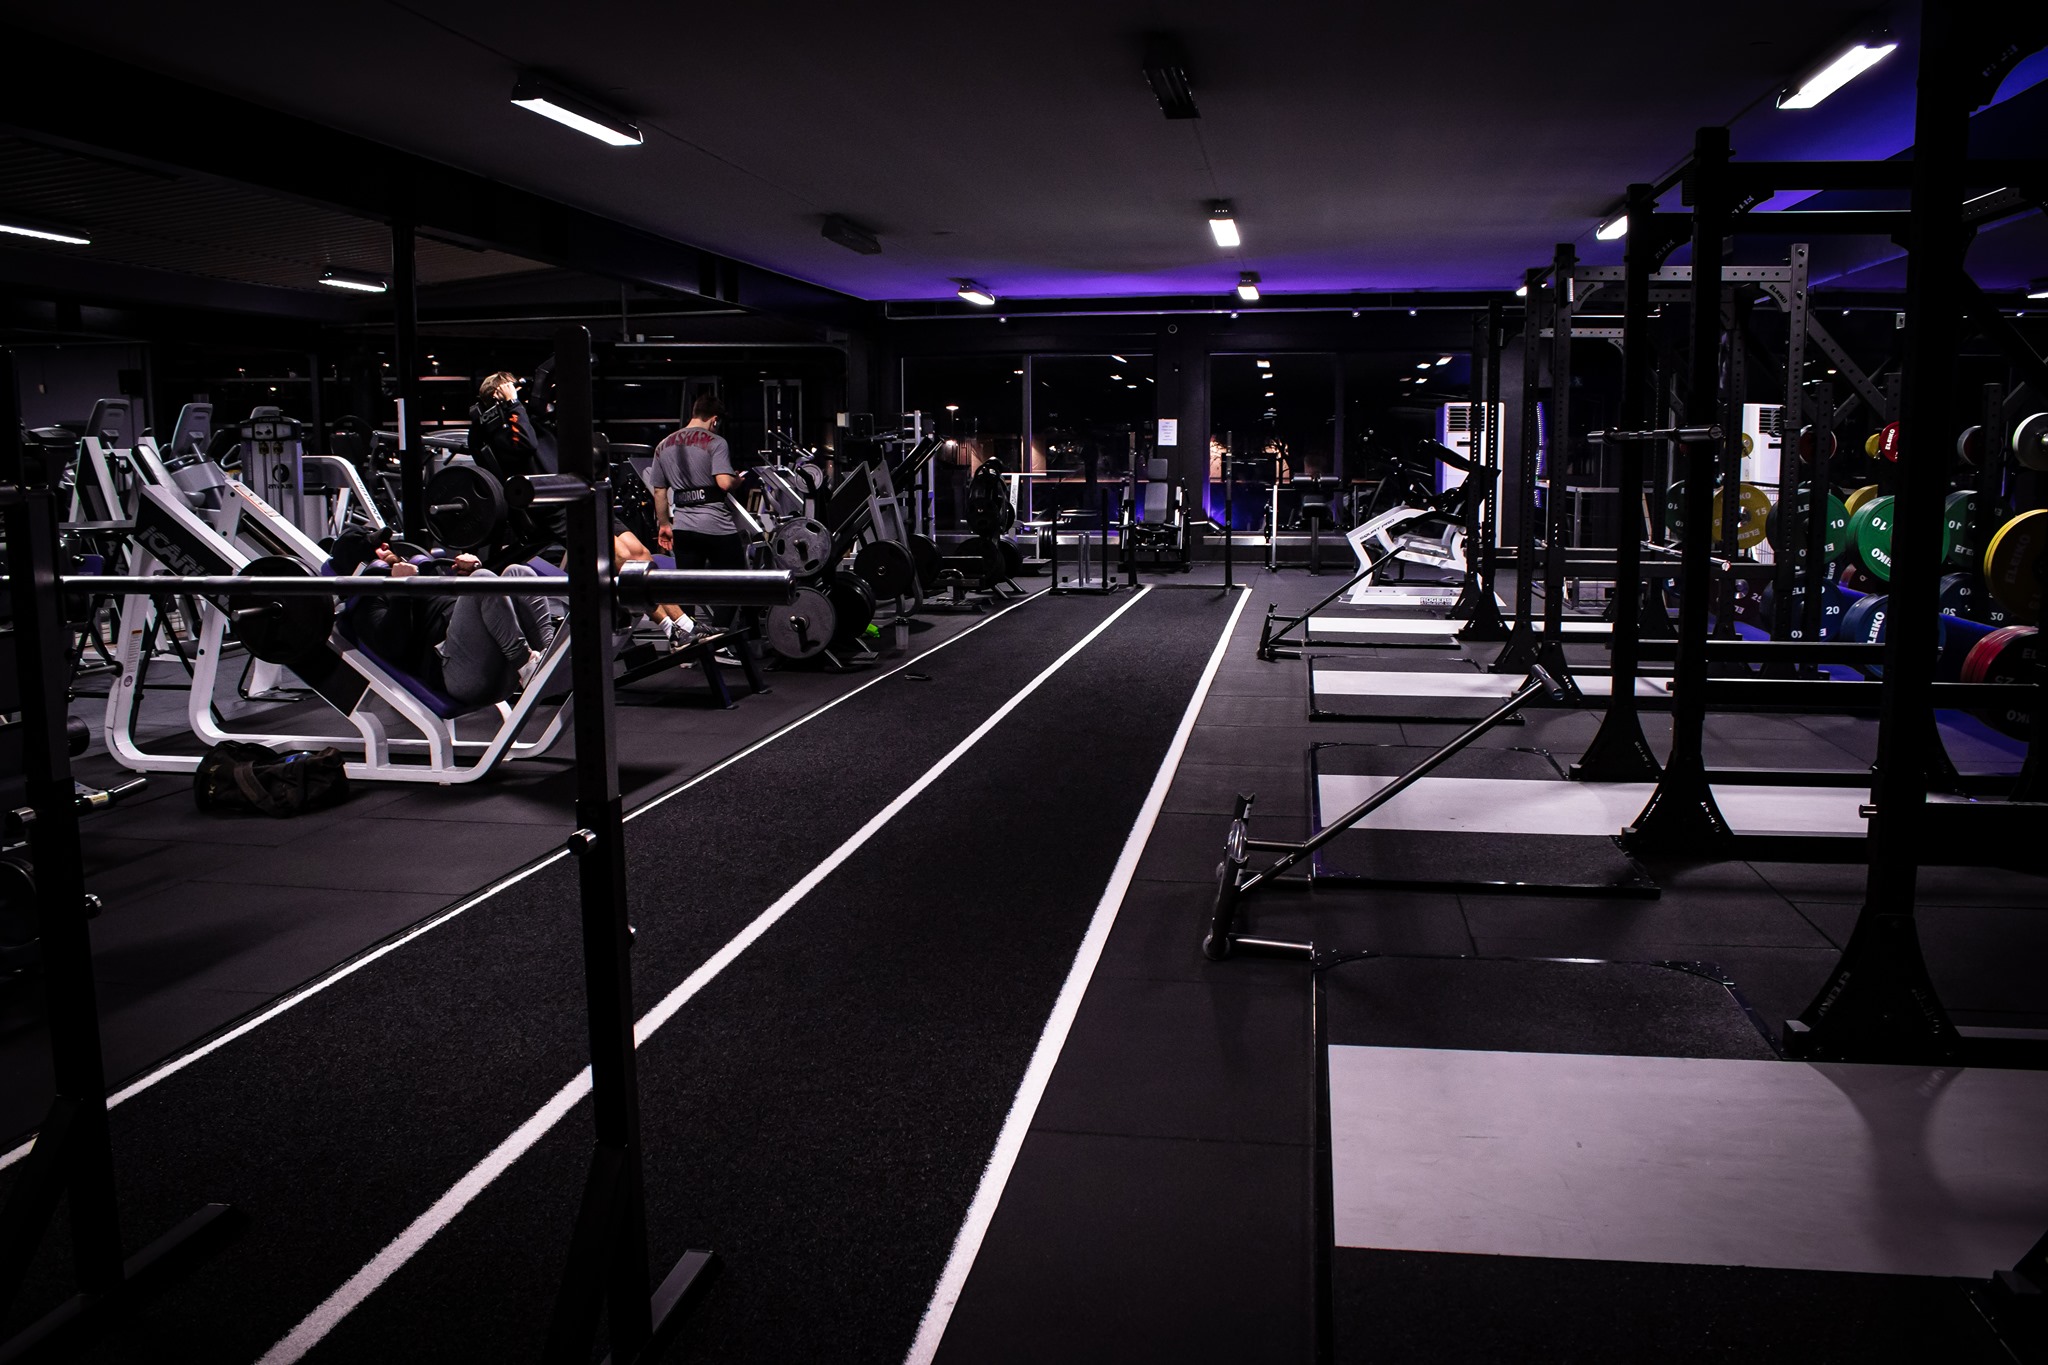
[1844,484,1881,515]
[1740,431,1755,457]
[1732,482,1771,550]
[1864,432,1883,458]
[1984,510,2047,624]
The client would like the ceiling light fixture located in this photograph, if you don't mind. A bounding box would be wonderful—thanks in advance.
[1435,355,1452,366]
[1208,200,1240,248]
[510,73,643,146]
[1416,362,1431,370]
[0,212,91,246]
[1596,213,1629,241]
[1776,33,1897,109]
[1236,271,1261,302]
[822,215,882,255]
[1111,354,1128,363]
[320,266,389,294]
[2028,277,2048,300]
[1515,284,1529,297]
[955,280,996,306]
[1142,33,1200,119]
[1415,377,1428,385]
[1256,359,1270,368]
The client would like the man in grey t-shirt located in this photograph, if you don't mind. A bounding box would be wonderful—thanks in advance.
[647,392,748,624]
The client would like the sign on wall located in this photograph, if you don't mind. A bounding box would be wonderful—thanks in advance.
[1157,418,1178,447]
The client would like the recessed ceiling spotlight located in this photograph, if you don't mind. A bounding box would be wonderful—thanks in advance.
[1237,271,1261,302]
[1256,359,1270,368]
[1596,214,1628,241]
[1351,310,1360,318]
[1110,373,1123,380]
[1515,284,1529,297]
[1208,200,1240,248]
[1264,391,1275,398]
[320,266,389,293]
[1416,362,1431,371]
[1408,309,1417,316]
[510,73,643,146]
[1416,377,1428,385]
[955,280,997,306]
[0,212,91,246]
[1777,32,1897,109]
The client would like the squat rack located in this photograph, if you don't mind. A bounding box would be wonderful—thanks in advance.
[0,331,798,1362]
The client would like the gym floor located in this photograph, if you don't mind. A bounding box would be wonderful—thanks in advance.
[5,568,2046,1363]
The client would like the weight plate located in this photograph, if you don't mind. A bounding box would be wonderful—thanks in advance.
[2013,413,2048,472]
[853,538,919,600]
[767,517,833,577]
[827,570,876,649]
[1938,615,1995,682]
[1795,426,1836,463]
[1663,480,1768,548]
[793,461,829,498]
[1942,489,1980,569]
[1937,572,1975,617]
[1764,485,1848,561]
[909,533,944,589]
[1850,495,1895,581]
[1844,484,1882,515]
[1961,626,2040,738]
[1983,509,2047,623]
[1878,422,1901,462]
[229,556,333,663]
[1759,581,1846,640]
[1839,592,1888,644]
[1863,432,1883,458]
[998,538,1024,578]
[759,584,837,660]
[1836,563,1870,593]
[1741,432,1754,457]
[1956,425,1982,467]
[424,463,507,552]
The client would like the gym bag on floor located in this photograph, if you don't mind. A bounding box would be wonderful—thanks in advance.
[193,741,351,818]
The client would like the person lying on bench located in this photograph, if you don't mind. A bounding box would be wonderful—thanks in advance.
[332,531,558,708]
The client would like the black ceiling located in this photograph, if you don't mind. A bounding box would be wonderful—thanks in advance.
[0,0,1969,305]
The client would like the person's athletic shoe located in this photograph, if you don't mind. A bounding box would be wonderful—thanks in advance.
[516,649,545,692]
[663,615,697,648]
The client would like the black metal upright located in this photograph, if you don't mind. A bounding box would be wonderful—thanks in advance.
[1623,128,1737,855]
[543,326,715,1362]
[1490,268,1548,673]
[1574,184,1664,781]
[1789,10,1974,1063]
[0,351,233,1359]
[391,219,426,538]
[1457,304,1509,640]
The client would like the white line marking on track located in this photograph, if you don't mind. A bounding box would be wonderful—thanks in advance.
[256,586,1156,1365]
[0,589,1052,1176]
[902,585,1252,1365]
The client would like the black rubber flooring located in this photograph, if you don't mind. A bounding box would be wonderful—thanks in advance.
[4,585,1239,1364]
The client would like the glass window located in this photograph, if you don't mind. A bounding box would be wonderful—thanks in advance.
[902,356,1023,535]
[1209,353,1336,532]
[1029,354,1156,529]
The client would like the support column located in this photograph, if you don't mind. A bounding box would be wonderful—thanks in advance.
[1623,127,1736,855]
[1789,6,1970,1064]
[1575,183,1664,780]
[391,219,424,537]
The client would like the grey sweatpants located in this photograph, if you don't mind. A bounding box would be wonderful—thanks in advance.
[435,565,560,705]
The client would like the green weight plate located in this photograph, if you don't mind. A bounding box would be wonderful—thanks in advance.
[1764,485,1848,561]
[1850,495,1894,581]
[1943,490,1978,569]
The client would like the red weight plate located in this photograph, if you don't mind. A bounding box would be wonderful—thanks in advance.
[1878,422,1901,462]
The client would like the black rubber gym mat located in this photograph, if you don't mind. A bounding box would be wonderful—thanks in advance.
[7,587,1236,1365]
[1316,957,2011,1365]
[1305,743,1657,897]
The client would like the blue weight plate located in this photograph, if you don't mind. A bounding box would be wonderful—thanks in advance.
[1839,593,1888,644]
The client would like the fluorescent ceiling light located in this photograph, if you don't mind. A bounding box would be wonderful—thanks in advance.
[320,266,388,293]
[822,214,881,255]
[2028,277,2048,300]
[1143,34,1200,119]
[0,213,90,246]
[1256,359,1270,368]
[1435,355,1452,366]
[1776,39,1897,109]
[1111,354,1128,363]
[1416,362,1431,370]
[945,404,960,412]
[511,74,642,146]
[1415,377,1428,385]
[1596,214,1628,241]
[956,280,996,306]
[1209,200,1240,248]
[1110,373,1122,380]
[1236,271,1260,302]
